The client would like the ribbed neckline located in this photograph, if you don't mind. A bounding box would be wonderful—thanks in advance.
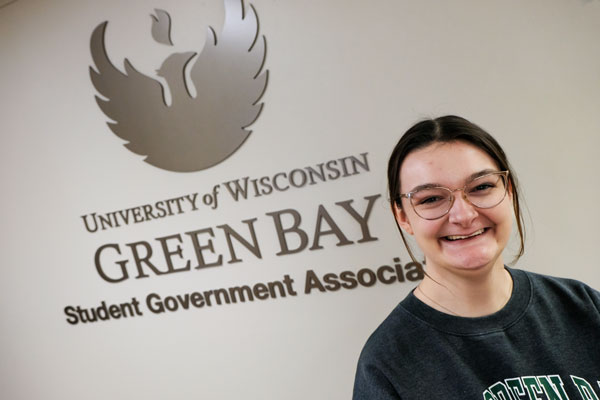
[399,267,532,336]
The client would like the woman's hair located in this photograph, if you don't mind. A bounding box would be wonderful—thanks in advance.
[387,115,525,263]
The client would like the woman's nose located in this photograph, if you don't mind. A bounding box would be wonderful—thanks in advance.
[447,191,478,226]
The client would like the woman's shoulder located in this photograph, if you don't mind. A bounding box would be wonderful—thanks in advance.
[515,267,600,311]
[518,268,598,292]
[354,299,425,398]
[357,294,429,365]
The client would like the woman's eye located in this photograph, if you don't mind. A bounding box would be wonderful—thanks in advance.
[470,183,495,193]
[419,196,442,205]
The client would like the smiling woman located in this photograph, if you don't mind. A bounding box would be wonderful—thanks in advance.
[352,116,600,400]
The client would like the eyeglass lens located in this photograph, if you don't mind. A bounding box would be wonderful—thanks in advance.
[410,173,507,220]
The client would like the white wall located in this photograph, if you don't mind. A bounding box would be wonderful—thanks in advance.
[1,0,599,399]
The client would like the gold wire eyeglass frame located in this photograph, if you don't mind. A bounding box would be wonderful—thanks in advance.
[398,171,510,220]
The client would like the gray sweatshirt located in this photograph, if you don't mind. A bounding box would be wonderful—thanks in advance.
[353,268,600,399]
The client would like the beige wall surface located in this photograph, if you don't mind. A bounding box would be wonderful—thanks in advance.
[1,0,599,399]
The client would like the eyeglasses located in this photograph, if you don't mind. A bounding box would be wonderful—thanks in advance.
[398,171,510,220]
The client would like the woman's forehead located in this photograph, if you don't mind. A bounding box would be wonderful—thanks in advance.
[399,141,498,189]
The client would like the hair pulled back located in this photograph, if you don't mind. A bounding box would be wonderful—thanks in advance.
[387,115,525,262]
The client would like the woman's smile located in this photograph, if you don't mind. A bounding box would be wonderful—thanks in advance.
[442,227,487,241]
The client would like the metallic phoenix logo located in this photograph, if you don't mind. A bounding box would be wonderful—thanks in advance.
[89,0,268,172]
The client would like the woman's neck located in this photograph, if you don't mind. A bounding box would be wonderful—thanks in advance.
[414,260,513,318]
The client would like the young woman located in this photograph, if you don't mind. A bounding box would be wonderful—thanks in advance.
[353,116,600,399]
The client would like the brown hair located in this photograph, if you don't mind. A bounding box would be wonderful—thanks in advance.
[387,115,525,263]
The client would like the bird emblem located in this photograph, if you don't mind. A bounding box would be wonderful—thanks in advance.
[89,0,268,172]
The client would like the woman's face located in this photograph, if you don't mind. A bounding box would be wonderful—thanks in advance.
[394,141,513,276]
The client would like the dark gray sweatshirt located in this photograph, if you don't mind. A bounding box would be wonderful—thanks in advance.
[353,268,600,399]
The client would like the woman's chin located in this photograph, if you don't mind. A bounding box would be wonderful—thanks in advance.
[436,234,502,272]
[437,250,499,274]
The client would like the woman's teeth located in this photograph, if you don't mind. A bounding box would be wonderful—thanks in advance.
[445,229,485,241]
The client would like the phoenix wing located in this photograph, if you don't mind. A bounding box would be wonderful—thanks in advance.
[187,0,268,165]
[89,22,168,160]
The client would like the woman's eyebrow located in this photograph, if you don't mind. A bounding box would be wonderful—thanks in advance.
[467,168,498,181]
[407,169,499,192]
[408,183,442,193]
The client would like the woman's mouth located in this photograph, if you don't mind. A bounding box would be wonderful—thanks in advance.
[443,228,487,241]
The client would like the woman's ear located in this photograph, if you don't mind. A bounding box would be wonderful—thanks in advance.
[393,203,414,235]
